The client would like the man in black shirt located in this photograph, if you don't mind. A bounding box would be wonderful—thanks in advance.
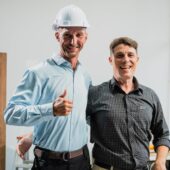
[86,37,170,170]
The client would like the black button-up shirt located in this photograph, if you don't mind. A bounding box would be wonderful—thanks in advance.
[86,77,170,170]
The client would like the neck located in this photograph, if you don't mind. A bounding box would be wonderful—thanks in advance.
[60,51,79,70]
[63,56,78,70]
[117,78,134,94]
[70,57,78,70]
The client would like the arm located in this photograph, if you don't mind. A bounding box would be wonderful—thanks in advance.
[4,70,73,126]
[4,70,53,126]
[151,92,170,170]
[15,92,72,160]
[152,145,169,170]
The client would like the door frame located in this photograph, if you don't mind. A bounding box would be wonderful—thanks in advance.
[0,52,6,170]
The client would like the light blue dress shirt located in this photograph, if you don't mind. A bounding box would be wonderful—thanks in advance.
[4,54,91,152]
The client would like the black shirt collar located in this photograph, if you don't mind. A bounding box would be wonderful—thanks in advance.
[110,77,143,95]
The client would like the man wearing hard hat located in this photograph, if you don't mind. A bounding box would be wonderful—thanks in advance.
[4,5,91,170]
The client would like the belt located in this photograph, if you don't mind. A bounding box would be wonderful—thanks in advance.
[34,147,84,161]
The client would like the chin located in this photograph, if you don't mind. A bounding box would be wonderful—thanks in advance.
[70,52,80,57]
[69,54,78,58]
[120,74,132,80]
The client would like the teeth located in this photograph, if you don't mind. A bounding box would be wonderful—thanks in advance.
[121,67,130,69]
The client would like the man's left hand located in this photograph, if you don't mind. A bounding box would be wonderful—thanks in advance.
[151,162,166,170]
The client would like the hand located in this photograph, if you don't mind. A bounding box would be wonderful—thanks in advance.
[151,162,166,170]
[16,133,33,160]
[53,90,73,116]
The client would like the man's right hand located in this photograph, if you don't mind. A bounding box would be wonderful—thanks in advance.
[53,90,73,116]
[16,133,33,160]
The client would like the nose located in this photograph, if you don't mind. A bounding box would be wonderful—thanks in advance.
[123,54,130,62]
[70,35,77,46]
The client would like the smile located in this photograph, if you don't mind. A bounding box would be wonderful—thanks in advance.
[120,66,131,69]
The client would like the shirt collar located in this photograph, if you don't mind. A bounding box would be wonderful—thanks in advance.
[52,54,70,66]
[110,77,143,95]
[51,54,80,68]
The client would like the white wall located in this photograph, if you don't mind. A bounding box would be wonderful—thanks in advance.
[0,0,170,169]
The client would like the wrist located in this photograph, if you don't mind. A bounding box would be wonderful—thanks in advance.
[155,159,166,166]
[26,133,33,138]
[53,100,58,116]
[53,97,62,116]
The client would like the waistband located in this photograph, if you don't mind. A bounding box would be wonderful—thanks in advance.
[34,146,84,161]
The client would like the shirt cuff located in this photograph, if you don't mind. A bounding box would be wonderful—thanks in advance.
[154,138,170,151]
[38,102,54,118]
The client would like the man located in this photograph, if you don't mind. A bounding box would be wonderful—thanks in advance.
[86,37,170,170]
[4,5,91,170]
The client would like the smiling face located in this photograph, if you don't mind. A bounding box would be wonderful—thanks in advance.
[109,43,139,82]
[55,27,87,61]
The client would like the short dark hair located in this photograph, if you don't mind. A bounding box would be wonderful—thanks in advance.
[110,37,138,55]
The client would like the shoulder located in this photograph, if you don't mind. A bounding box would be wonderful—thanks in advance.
[139,84,160,101]
[89,81,110,94]
[25,58,56,79]
[87,81,110,104]
[140,84,156,94]
[28,58,53,72]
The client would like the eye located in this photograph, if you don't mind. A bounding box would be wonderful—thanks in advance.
[128,53,135,58]
[115,53,124,58]
[63,33,72,39]
[76,33,84,38]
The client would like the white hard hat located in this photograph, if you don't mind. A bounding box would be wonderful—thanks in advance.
[52,5,90,31]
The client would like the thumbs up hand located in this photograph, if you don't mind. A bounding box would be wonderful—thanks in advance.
[53,90,73,116]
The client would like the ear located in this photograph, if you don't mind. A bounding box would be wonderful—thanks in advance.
[109,56,113,64]
[136,55,139,63]
[84,32,88,42]
[55,32,60,41]
[85,35,88,41]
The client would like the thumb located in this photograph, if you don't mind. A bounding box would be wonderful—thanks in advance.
[17,136,22,140]
[59,89,67,98]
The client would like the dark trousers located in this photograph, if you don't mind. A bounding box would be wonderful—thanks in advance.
[32,146,91,170]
